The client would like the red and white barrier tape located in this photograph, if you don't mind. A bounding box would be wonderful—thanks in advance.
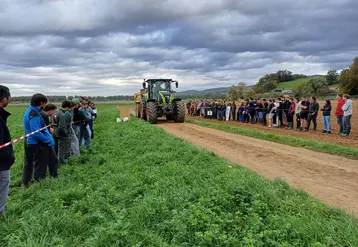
[0,124,51,150]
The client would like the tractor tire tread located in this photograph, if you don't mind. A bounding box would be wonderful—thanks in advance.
[174,101,185,123]
[147,102,158,124]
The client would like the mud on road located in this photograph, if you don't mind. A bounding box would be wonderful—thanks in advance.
[156,122,358,216]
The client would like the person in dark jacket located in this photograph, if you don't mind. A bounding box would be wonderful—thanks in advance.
[282,96,290,128]
[53,100,72,165]
[306,96,319,131]
[0,86,15,215]
[321,100,332,134]
[212,102,217,119]
[248,98,257,123]
[22,94,58,187]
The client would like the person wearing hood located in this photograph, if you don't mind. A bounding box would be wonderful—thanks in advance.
[341,94,353,137]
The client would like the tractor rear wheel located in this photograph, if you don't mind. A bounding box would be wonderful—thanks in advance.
[173,101,185,123]
[146,101,158,124]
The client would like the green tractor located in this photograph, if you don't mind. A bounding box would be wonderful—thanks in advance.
[139,79,185,124]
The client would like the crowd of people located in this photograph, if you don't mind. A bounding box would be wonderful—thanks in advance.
[186,94,353,136]
[0,85,97,215]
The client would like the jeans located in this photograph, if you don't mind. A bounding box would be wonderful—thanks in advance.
[343,115,352,136]
[323,116,332,131]
[0,170,10,215]
[217,110,223,120]
[337,116,344,134]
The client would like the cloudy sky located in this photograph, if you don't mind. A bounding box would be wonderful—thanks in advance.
[1,0,357,96]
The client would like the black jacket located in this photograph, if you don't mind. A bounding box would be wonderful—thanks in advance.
[0,108,15,171]
[321,105,332,116]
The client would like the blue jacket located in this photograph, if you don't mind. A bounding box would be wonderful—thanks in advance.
[24,106,54,146]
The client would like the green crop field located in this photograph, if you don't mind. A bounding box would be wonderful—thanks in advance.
[1,104,358,246]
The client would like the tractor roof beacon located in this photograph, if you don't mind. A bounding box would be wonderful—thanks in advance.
[135,79,185,124]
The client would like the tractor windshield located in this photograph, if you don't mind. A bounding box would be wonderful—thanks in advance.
[153,81,170,91]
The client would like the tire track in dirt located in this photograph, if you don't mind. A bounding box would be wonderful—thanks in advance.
[156,122,358,216]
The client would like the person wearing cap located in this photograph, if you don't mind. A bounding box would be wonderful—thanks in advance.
[0,85,15,215]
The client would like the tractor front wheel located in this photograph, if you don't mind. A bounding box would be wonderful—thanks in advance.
[173,101,185,123]
[146,101,158,124]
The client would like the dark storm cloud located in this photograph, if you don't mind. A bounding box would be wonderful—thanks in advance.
[0,0,357,96]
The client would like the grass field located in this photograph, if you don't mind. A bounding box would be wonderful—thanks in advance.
[276,77,325,90]
[1,104,358,246]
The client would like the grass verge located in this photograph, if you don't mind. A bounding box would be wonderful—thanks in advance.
[186,119,358,159]
[0,105,357,246]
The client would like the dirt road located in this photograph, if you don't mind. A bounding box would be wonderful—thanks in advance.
[157,122,358,216]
